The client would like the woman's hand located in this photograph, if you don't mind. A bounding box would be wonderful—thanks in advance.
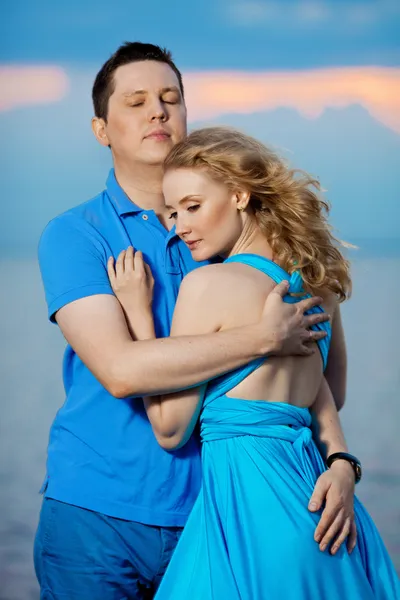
[308,460,357,555]
[107,246,155,340]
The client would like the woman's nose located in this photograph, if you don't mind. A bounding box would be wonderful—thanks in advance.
[175,218,191,237]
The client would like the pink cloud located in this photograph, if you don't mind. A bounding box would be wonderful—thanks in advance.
[0,65,69,111]
[1,64,399,137]
[184,66,400,134]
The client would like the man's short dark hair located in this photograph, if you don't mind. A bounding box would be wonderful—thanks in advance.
[92,42,184,121]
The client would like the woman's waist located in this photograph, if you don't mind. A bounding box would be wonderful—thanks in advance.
[200,397,312,444]
[200,422,313,447]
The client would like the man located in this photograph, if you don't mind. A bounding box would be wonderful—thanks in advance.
[34,42,353,599]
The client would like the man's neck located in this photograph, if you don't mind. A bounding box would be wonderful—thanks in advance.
[114,161,166,213]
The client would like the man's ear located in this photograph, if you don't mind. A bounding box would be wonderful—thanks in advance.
[91,117,110,147]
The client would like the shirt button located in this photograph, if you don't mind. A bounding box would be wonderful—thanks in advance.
[142,214,149,221]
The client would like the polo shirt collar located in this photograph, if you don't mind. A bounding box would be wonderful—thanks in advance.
[106,169,142,215]
[106,168,180,245]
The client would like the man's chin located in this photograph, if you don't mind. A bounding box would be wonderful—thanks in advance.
[140,149,172,167]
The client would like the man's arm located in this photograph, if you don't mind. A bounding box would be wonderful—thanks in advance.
[39,218,328,400]
[55,283,327,398]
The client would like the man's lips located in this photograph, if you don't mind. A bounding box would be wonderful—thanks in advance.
[145,130,171,140]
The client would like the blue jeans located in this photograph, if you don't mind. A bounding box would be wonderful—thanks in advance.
[34,498,183,599]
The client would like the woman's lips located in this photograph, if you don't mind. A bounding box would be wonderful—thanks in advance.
[186,240,201,250]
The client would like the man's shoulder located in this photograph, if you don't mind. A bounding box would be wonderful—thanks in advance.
[39,190,109,248]
[44,190,106,231]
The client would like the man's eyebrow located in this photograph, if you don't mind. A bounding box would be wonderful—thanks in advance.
[165,195,202,209]
[122,86,181,98]
[122,90,147,98]
[159,86,181,95]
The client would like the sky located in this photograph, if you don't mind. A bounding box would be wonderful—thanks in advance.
[2,0,400,255]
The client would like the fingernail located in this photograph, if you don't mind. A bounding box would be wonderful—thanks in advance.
[331,546,338,554]
[320,544,327,552]
[315,534,321,543]
[309,502,317,510]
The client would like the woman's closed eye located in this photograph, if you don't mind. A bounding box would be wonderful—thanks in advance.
[169,205,199,220]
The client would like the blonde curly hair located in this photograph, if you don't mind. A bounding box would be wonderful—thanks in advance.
[164,126,351,302]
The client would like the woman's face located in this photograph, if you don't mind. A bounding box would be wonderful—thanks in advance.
[163,167,245,261]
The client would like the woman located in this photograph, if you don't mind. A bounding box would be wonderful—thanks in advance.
[108,127,399,599]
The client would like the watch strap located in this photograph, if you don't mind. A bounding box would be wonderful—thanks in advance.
[326,452,362,483]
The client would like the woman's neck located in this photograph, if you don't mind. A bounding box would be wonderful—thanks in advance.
[228,219,274,261]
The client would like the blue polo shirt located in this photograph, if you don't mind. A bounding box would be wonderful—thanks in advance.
[38,169,203,526]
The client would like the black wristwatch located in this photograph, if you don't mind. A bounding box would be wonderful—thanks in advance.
[326,452,362,484]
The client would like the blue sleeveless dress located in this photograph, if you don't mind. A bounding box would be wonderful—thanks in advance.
[155,254,400,599]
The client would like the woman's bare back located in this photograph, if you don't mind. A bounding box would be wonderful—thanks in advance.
[206,261,337,409]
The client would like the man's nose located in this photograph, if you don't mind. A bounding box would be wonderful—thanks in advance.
[148,98,166,122]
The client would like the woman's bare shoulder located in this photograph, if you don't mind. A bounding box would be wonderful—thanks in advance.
[174,261,273,333]
[181,261,262,295]
[180,262,270,322]
[172,263,240,334]
[182,262,225,284]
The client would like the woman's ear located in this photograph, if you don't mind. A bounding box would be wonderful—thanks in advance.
[236,190,251,211]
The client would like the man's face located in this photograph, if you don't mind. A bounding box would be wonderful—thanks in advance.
[95,60,187,167]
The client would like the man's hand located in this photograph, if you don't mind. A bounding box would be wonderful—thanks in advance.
[309,461,357,555]
[260,281,329,357]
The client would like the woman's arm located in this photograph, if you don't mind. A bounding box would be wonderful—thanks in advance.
[144,385,207,450]
[310,376,348,459]
[108,248,218,447]
[142,265,222,449]
[324,306,347,410]
[307,306,357,555]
